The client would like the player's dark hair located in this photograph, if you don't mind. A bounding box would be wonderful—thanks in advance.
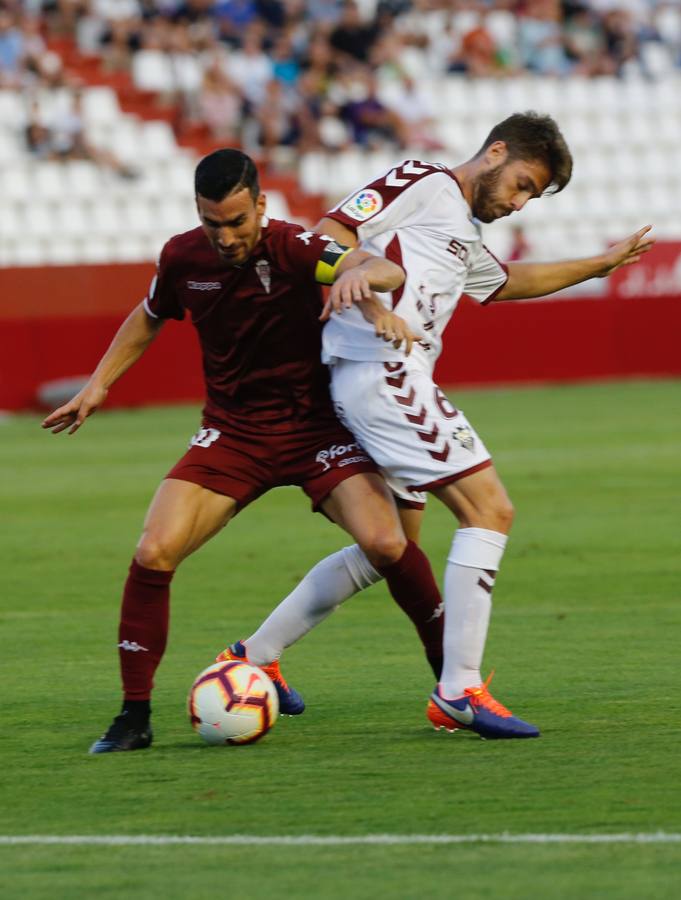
[477,112,573,194]
[194,149,260,202]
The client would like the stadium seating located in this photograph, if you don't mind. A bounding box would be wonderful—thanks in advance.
[1,72,680,266]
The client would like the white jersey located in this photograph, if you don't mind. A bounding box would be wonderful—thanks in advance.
[321,160,508,373]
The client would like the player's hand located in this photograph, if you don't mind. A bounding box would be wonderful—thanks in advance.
[321,268,373,319]
[372,309,419,354]
[597,225,655,277]
[41,381,108,434]
[355,297,419,354]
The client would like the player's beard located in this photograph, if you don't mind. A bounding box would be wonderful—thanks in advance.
[471,163,510,223]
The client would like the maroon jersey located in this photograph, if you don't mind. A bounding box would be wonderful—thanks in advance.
[144,218,350,432]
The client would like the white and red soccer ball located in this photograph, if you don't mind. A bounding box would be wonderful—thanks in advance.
[188,660,278,745]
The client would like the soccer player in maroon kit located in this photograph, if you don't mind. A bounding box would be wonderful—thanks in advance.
[43,149,445,753]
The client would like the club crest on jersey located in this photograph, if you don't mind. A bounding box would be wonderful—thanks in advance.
[255,259,271,293]
[452,426,475,452]
[341,189,383,221]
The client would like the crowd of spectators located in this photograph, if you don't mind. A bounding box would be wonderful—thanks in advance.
[2,0,680,166]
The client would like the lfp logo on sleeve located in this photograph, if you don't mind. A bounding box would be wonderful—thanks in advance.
[340,189,383,221]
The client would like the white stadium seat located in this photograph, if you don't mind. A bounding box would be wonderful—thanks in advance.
[55,200,89,238]
[2,68,681,267]
[80,86,121,127]
[140,120,178,161]
[62,159,104,200]
[263,191,291,221]
[80,236,117,264]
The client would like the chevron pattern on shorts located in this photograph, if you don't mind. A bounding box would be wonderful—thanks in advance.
[383,364,451,463]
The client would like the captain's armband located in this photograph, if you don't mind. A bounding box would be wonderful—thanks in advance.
[314,241,353,285]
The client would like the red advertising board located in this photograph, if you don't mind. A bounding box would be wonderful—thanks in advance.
[1,246,680,412]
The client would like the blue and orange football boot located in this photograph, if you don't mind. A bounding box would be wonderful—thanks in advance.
[427,672,540,739]
[216,640,305,716]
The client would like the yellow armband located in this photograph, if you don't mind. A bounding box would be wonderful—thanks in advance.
[314,243,353,285]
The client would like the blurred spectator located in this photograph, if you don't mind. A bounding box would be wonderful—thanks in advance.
[198,55,243,140]
[519,0,572,75]
[255,76,300,164]
[5,0,681,172]
[507,225,531,262]
[563,3,613,76]
[329,1,380,64]
[271,31,300,87]
[602,6,642,74]
[340,69,408,149]
[98,16,143,73]
[449,15,512,77]
[42,88,139,177]
[380,71,444,151]
[213,0,259,45]
[25,100,54,159]
[0,8,24,86]
[224,26,273,109]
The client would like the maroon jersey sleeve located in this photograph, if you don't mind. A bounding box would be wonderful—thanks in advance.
[143,240,185,321]
[272,223,353,286]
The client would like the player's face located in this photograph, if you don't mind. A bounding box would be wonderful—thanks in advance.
[471,150,551,224]
[197,188,267,265]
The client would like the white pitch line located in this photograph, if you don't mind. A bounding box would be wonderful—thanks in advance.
[1,833,680,847]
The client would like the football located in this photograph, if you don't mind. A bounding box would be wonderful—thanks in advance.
[188,660,279,745]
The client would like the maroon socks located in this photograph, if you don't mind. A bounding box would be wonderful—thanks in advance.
[118,559,173,701]
[378,540,444,678]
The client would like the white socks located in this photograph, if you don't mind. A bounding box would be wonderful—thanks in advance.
[439,527,508,698]
[244,545,382,665]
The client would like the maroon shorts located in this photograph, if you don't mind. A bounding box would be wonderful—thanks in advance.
[166,419,379,512]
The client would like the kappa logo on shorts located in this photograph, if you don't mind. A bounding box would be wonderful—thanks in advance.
[315,442,369,472]
[452,425,475,452]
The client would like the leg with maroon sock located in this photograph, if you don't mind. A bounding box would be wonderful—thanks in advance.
[243,540,443,679]
[319,473,444,678]
[90,478,237,753]
[377,540,444,678]
[118,559,174,713]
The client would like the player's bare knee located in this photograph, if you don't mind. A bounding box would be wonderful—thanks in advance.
[361,531,407,568]
[135,534,179,571]
[488,498,515,534]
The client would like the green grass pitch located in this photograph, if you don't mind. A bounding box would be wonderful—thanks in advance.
[1,380,680,898]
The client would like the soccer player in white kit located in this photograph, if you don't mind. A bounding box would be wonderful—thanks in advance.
[224,112,654,739]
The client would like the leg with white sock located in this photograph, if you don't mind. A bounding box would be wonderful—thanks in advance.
[244,544,382,665]
[244,473,444,676]
[439,527,507,697]
[428,467,540,738]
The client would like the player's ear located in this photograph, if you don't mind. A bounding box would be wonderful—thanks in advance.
[256,193,267,217]
[485,141,508,166]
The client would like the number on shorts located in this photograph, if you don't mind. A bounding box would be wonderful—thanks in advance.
[434,387,458,420]
[190,427,221,448]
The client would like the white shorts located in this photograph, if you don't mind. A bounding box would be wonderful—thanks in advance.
[330,359,492,507]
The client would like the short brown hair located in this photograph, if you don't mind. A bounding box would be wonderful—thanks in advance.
[477,112,573,194]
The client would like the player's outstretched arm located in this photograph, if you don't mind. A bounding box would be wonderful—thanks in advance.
[41,302,164,435]
[323,248,404,316]
[494,226,655,301]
